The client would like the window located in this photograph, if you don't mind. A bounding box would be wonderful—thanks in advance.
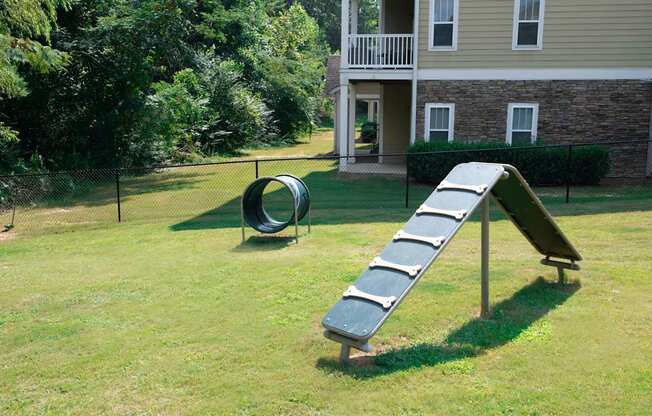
[430,0,459,50]
[513,0,545,50]
[506,103,539,145]
[425,103,455,142]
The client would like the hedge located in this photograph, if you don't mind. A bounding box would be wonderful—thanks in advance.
[406,141,610,186]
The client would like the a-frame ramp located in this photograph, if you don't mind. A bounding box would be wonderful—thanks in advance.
[322,162,582,360]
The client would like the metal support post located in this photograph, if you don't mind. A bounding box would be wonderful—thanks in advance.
[481,196,490,319]
[115,170,122,223]
[339,344,351,365]
[307,205,312,234]
[240,197,246,243]
[565,144,573,204]
[557,267,566,285]
[294,200,299,244]
[405,155,410,208]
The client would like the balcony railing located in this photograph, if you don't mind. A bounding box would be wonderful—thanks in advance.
[347,34,414,69]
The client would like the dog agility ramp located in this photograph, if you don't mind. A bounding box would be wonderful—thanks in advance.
[322,162,581,362]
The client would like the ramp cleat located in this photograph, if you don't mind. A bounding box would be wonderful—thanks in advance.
[343,286,397,309]
[369,256,422,277]
[416,205,467,220]
[437,180,488,195]
[393,230,445,248]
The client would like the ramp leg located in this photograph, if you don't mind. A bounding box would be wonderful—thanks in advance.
[339,344,351,365]
[481,197,490,319]
[308,205,312,234]
[294,200,299,244]
[557,267,566,285]
[240,197,246,243]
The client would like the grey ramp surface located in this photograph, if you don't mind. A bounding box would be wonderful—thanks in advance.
[492,165,582,262]
[322,162,582,343]
[322,163,506,341]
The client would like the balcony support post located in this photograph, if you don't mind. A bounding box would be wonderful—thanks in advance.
[338,80,350,170]
[341,0,349,68]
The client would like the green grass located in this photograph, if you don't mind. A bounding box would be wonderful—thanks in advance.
[238,129,335,158]
[1,153,651,414]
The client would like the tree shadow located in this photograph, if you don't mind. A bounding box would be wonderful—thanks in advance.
[168,165,652,232]
[316,277,580,379]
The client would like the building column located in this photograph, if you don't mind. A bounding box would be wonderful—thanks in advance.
[367,100,374,122]
[647,103,652,177]
[338,82,349,170]
[348,83,357,163]
[334,93,340,155]
[378,84,384,163]
[341,0,349,68]
[351,0,359,35]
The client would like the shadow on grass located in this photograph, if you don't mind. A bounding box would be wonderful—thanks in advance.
[170,169,414,231]
[316,277,580,379]
[232,235,298,252]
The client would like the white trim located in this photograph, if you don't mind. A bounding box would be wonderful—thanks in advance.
[512,0,545,51]
[379,84,385,163]
[428,0,459,52]
[506,103,539,145]
[356,93,380,100]
[424,103,455,142]
[341,69,413,80]
[337,80,349,168]
[417,68,652,80]
[341,0,349,68]
[410,0,421,144]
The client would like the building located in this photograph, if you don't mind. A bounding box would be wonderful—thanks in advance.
[333,0,652,178]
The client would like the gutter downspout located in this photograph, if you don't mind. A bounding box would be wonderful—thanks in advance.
[410,0,421,144]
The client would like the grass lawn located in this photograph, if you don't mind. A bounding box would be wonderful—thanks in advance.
[238,128,335,159]
[1,168,652,414]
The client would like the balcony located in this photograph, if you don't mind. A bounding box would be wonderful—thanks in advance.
[347,34,414,69]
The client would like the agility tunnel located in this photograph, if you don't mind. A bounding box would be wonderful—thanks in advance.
[241,174,310,241]
[322,162,582,363]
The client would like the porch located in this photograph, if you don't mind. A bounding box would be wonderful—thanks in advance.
[342,0,416,70]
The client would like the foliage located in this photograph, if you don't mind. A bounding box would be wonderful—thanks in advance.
[130,57,278,165]
[360,121,378,143]
[297,0,379,51]
[0,0,328,172]
[0,0,70,167]
[407,141,611,186]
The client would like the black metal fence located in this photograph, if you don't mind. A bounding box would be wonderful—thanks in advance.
[0,140,649,234]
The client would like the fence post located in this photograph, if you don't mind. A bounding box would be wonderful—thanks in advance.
[405,154,410,209]
[565,144,573,204]
[255,160,259,179]
[115,170,122,222]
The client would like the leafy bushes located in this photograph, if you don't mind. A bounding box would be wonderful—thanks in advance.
[0,1,328,173]
[407,141,610,186]
[360,121,378,143]
[130,56,279,166]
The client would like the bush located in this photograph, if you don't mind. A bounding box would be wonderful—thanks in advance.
[406,141,610,186]
[360,121,378,143]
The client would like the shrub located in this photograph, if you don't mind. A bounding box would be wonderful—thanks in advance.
[406,141,610,186]
[360,121,378,143]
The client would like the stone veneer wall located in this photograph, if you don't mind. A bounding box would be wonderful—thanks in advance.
[415,80,652,178]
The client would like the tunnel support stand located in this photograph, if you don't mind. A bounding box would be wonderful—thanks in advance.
[481,196,491,319]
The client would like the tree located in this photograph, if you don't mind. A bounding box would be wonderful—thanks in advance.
[296,0,379,51]
[0,0,329,171]
[0,0,69,169]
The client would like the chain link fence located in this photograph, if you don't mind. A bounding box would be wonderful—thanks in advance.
[1,140,650,235]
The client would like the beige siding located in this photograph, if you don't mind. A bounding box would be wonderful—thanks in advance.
[355,82,381,95]
[381,83,412,156]
[385,0,414,33]
[418,0,652,68]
